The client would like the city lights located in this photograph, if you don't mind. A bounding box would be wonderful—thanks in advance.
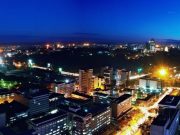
[137,68,143,74]
[0,79,18,89]
[65,79,69,83]
[47,63,51,68]
[58,67,62,73]
[28,59,33,67]
[158,68,168,77]
[0,1,180,135]
[0,57,3,65]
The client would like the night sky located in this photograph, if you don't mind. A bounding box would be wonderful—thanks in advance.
[0,0,180,43]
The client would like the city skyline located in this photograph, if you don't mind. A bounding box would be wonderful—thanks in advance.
[0,0,180,43]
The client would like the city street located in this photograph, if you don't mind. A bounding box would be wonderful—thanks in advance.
[114,87,177,135]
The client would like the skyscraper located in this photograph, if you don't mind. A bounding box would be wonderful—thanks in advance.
[148,39,156,52]
[79,69,93,94]
[101,66,113,85]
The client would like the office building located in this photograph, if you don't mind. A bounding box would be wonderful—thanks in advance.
[29,111,69,135]
[60,92,93,107]
[111,94,132,119]
[158,95,180,109]
[101,66,113,85]
[149,39,156,52]
[93,76,105,90]
[139,77,162,94]
[150,108,179,135]
[0,101,28,124]
[64,103,111,135]
[79,69,93,94]
[116,69,131,86]
[52,80,75,97]
[49,92,64,111]
[93,92,110,104]
[14,89,49,116]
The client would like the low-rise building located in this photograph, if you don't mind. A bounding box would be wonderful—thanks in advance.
[52,80,75,97]
[139,77,162,94]
[93,92,110,104]
[158,95,180,109]
[49,92,64,111]
[29,111,69,135]
[0,101,28,125]
[111,94,132,120]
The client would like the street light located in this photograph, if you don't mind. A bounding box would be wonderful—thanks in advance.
[158,68,167,77]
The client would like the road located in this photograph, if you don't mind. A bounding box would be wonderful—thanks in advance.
[31,65,150,79]
[114,87,175,135]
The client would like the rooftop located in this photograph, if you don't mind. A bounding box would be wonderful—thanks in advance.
[59,103,110,117]
[94,92,109,97]
[0,88,13,95]
[49,92,64,99]
[31,111,67,126]
[159,95,180,107]
[72,91,93,99]
[151,108,179,128]
[140,76,161,81]
[0,101,28,115]
[112,94,132,104]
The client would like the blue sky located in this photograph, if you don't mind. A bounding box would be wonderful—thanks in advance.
[0,0,180,42]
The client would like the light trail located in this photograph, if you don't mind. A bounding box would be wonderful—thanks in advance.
[129,73,151,80]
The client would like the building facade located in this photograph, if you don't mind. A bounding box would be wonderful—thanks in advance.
[79,69,93,94]
[30,111,69,135]
[111,94,132,119]
[139,77,162,94]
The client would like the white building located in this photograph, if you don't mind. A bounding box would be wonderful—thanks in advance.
[139,77,162,94]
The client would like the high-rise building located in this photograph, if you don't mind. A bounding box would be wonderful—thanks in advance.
[79,69,93,94]
[101,66,113,85]
[149,39,156,52]
[116,69,130,86]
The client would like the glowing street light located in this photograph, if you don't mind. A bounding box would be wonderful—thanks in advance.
[158,67,168,79]
[158,68,167,77]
